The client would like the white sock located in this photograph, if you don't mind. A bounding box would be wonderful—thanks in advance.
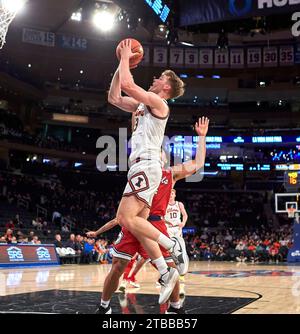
[152,256,168,276]
[158,233,175,250]
[100,299,110,308]
[170,301,181,309]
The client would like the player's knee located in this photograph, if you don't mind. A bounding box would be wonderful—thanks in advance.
[113,260,127,276]
[117,213,133,229]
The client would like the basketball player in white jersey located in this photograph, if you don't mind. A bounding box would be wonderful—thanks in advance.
[105,39,187,310]
[165,189,188,238]
[165,189,188,297]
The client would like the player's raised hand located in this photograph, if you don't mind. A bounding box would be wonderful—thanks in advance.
[195,116,209,137]
[119,39,139,60]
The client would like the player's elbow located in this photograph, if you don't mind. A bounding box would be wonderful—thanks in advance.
[194,160,205,173]
[186,161,197,176]
[108,95,120,106]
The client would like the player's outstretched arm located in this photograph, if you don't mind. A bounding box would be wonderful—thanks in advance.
[172,116,209,182]
[178,202,188,228]
[119,39,168,117]
[86,218,118,237]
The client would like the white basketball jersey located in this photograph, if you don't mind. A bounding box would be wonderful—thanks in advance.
[165,201,181,227]
[130,102,169,163]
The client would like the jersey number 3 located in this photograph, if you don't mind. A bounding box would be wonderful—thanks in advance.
[133,117,139,132]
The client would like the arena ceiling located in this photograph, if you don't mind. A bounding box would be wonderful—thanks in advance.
[11,0,154,41]
[10,0,298,43]
[13,0,85,32]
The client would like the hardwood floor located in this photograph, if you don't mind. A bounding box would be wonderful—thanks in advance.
[1,261,299,314]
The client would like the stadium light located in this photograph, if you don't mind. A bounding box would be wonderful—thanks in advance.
[259,81,266,87]
[71,10,82,22]
[93,10,115,32]
[2,0,26,13]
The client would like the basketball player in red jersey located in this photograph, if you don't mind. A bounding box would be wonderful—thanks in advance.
[87,116,209,314]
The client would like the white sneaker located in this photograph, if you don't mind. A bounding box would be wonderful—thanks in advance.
[169,236,189,275]
[119,280,128,292]
[129,280,140,288]
[158,267,179,304]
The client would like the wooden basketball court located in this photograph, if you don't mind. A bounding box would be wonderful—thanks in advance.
[1,261,299,314]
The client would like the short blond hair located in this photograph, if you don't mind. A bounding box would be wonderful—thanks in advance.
[162,70,185,100]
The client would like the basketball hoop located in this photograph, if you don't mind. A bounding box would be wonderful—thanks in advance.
[287,207,296,218]
[0,0,24,49]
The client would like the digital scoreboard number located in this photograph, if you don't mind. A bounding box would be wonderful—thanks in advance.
[285,171,300,191]
[144,0,170,23]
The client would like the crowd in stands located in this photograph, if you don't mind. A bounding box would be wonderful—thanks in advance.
[0,216,294,264]
[185,224,292,263]
[53,233,112,264]
[0,170,121,233]
[0,226,42,245]
[0,165,295,264]
[185,191,268,228]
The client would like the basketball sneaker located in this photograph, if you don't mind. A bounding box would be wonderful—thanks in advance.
[158,267,179,304]
[95,304,112,314]
[128,278,140,288]
[169,236,189,275]
[165,306,186,314]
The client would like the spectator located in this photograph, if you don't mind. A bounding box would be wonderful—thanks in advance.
[3,228,14,244]
[224,230,233,242]
[189,244,201,261]
[215,246,227,261]
[0,236,7,243]
[203,247,213,261]
[52,211,62,224]
[269,245,280,264]
[75,234,84,263]
[31,235,41,244]
[54,234,63,248]
[82,238,95,264]
[65,234,76,249]
[13,214,24,229]
[61,224,69,233]
[5,220,15,230]
[235,241,247,262]
[32,217,43,230]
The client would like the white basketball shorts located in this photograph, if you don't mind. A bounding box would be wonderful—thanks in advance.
[123,160,162,208]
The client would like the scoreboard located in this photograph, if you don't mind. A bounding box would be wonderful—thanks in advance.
[144,0,170,23]
[285,171,300,191]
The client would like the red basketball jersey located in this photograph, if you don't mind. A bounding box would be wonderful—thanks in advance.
[150,168,173,216]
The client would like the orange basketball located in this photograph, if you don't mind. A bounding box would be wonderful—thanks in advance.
[116,38,144,69]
